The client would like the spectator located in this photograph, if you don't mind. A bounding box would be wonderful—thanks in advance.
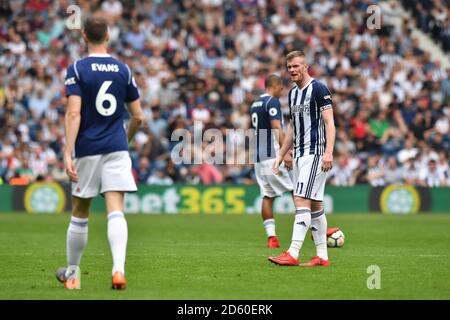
[231,103,250,130]
[101,0,123,21]
[367,155,385,187]
[49,161,68,182]
[383,156,404,185]
[126,23,146,51]
[441,69,450,101]
[28,88,49,120]
[191,163,223,185]
[419,159,447,187]
[137,157,152,184]
[397,136,419,164]
[148,107,167,139]
[369,110,390,141]
[146,165,174,185]
[191,97,211,127]
[403,157,421,185]
[329,154,358,186]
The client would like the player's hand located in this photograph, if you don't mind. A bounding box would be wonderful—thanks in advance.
[283,153,293,171]
[64,154,79,182]
[272,156,282,175]
[322,152,333,172]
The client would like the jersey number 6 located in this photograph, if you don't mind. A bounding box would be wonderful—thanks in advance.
[96,81,117,116]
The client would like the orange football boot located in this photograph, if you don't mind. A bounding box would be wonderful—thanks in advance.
[61,266,81,289]
[299,256,331,267]
[112,271,126,290]
[268,251,299,266]
[64,277,81,289]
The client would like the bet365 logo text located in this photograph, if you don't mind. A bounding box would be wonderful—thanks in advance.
[66,5,81,30]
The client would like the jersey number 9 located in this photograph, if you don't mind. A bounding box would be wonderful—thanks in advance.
[251,113,258,130]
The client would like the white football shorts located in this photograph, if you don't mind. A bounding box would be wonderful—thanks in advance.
[254,158,293,198]
[72,151,137,198]
[292,154,328,201]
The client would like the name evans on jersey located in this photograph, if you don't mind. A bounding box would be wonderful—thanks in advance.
[65,64,120,85]
[91,63,119,72]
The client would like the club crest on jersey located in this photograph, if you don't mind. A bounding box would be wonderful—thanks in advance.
[91,63,119,72]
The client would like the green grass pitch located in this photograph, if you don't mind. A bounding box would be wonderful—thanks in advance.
[0,213,449,299]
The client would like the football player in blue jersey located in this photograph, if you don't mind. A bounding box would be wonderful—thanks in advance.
[250,75,293,248]
[269,50,336,267]
[56,16,144,289]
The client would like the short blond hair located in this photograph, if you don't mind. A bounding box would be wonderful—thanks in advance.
[286,50,306,62]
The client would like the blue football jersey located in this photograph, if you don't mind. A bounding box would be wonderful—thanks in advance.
[64,54,140,158]
[250,94,283,162]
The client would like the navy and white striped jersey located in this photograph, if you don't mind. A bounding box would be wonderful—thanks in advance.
[250,94,283,162]
[65,54,140,158]
[288,79,332,158]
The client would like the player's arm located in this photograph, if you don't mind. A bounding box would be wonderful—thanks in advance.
[272,122,293,174]
[322,108,335,172]
[126,99,144,143]
[271,119,292,170]
[317,83,335,172]
[124,65,144,143]
[270,119,284,149]
[64,95,81,182]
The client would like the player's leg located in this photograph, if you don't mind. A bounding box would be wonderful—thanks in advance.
[63,196,92,289]
[299,156,331,266]
[268,195,311,266]
[286,155,321,260]
[310,201,328,261]
[104,191,128,289]
[269,156,314,265]
[101,151,136,289]
[58,155,101,289]
[262,196,280,248]
[263,159,294,248]
[255,160,279,247]
[286,196,312,260]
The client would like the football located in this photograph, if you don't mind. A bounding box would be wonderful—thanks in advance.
[327,230,345,248]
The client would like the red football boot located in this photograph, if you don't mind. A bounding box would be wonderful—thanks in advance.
[326,227,340,237]
[268,251,299,266]
[267,236,280,248]
[311,227,340,240]
[299,256,331,267]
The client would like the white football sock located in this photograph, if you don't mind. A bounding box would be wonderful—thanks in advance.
[311,209,328,260]
[66,216,88,267]
[107,211,128,275]
[263,218,276,237]
[288,207,311,259]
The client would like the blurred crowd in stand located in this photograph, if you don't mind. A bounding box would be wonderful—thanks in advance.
[0,0,448,187]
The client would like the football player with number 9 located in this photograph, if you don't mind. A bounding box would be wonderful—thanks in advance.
[250,75,294,249]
